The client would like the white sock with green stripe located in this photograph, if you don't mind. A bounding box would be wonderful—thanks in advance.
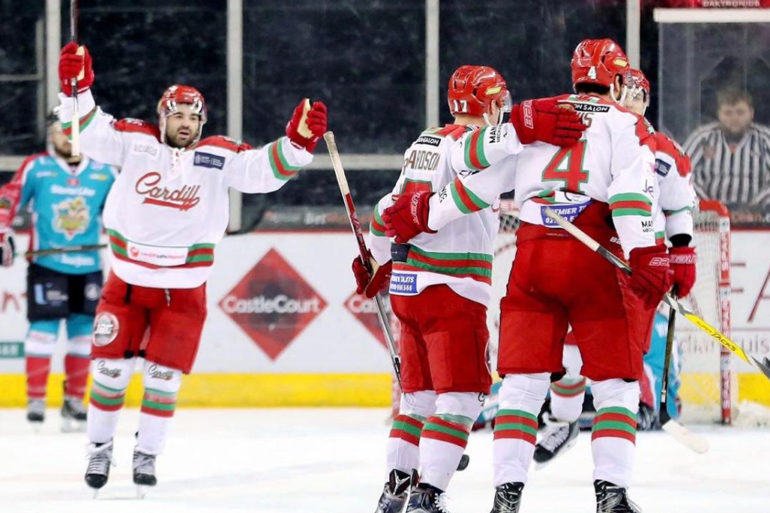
[493,373,550,487]
[387,391,435,475]
[590,379,639,488]
[137,361,182,455]
[550,377,586,423]
[419,392,481,491]
[87,358,134,444]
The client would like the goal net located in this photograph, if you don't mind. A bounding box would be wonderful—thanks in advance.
[488,199,765,426]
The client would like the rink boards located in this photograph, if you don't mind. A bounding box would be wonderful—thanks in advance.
[0,231,768,407]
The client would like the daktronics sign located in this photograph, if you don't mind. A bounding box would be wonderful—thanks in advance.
[218,248,326,360]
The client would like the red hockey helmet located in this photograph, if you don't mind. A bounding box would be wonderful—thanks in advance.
[447,65,510,121]
[157,84,208,144]
[571,39,629,89]
[624,68,651,99]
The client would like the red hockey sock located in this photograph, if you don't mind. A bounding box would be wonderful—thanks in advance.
[64,354,90,399]
[26,356,51,400]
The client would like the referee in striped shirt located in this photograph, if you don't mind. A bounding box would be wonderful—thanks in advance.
[683,89,770,216]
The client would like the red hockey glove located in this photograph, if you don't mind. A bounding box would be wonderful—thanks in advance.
[286,99,327,152]
[352,251,393,298]
[510,97,586,147]
[628,244,673,308]
[59,42,94,95]
[0,230,15,267]
[669,246,696,298]
[382,191,437,244]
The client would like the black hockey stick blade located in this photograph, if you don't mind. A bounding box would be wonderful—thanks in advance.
[457,453,470,471]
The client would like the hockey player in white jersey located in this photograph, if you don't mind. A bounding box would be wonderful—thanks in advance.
[352,65,585,513]
[57,42,327,493]
[383,39,673,513]
[534,67,697,468]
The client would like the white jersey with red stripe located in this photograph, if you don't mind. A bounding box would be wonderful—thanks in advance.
[368,123,524,306]
[428,94,658,257]
[653,131,696,244]
[57,90,312,288]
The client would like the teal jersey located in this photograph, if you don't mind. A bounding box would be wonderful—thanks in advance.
[18,152,117,274]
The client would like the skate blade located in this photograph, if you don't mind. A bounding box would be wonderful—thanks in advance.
[29,423,43,434]
[136,485,150,499]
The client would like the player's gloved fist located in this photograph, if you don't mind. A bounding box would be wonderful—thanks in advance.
[59,42,94,95]
[510,97,586,147]
[382,191,437,244]
[628,244,673,308]
[286,99,328,153]
[0,230,15,267]
[669,246,696,298]
[352,251,393,298]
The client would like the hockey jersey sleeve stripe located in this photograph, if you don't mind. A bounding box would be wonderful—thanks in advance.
[370,207,387,237]
[268,139,301,180]
[450,178,490,214]
[61,107,98,136]
[608,193,652,217]
[464,127,491,170]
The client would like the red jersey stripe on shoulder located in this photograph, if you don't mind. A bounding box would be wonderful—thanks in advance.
[113,119,161,140]
[435,124,468,140]
[14,152,49,181]
[196,136,253,153]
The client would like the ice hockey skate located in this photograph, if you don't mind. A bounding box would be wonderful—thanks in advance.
[61,395,87,433]
[375,468,413,513]
[533,415,579,468]
[594,479,641,513]
[490,482,524,513]
[27,399,45,429]
[85,440,114,497]
[405,482,451,513]
[133,448,158,498]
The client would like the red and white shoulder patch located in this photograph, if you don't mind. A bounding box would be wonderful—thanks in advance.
[196,136,253,153]
[112,118,161,140]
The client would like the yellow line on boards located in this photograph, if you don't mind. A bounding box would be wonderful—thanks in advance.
[0,373,393,407]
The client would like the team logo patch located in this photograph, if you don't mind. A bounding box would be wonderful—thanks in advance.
[389,273,418,295]
[93,312,119,347]
[655,158,671,177]
[52,196,90,240]
[193,151,226,170]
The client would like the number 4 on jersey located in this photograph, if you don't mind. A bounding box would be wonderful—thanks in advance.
[542,140,589,193]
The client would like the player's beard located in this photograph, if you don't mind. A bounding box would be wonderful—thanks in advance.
[167,127,196,149]
[53,142,81,165]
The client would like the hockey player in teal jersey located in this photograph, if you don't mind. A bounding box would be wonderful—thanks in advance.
[0,113,116,431]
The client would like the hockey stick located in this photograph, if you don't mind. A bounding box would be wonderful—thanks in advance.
[543,206,770,380]
[658,288,710,454]
[323,131,403,389]
[69,0,81,157]
[24,243,106,257]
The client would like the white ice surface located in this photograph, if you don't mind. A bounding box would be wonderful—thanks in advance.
[0,408,768,513]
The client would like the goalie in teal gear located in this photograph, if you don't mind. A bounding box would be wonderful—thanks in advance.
[0,111,116,431]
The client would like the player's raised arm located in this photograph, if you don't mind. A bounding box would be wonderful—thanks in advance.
[56,43,129,167]
[223,99,327,193]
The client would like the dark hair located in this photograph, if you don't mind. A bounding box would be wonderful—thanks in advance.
[575,83,610,95]
[46,108,60,128]
[717,88,753,109]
